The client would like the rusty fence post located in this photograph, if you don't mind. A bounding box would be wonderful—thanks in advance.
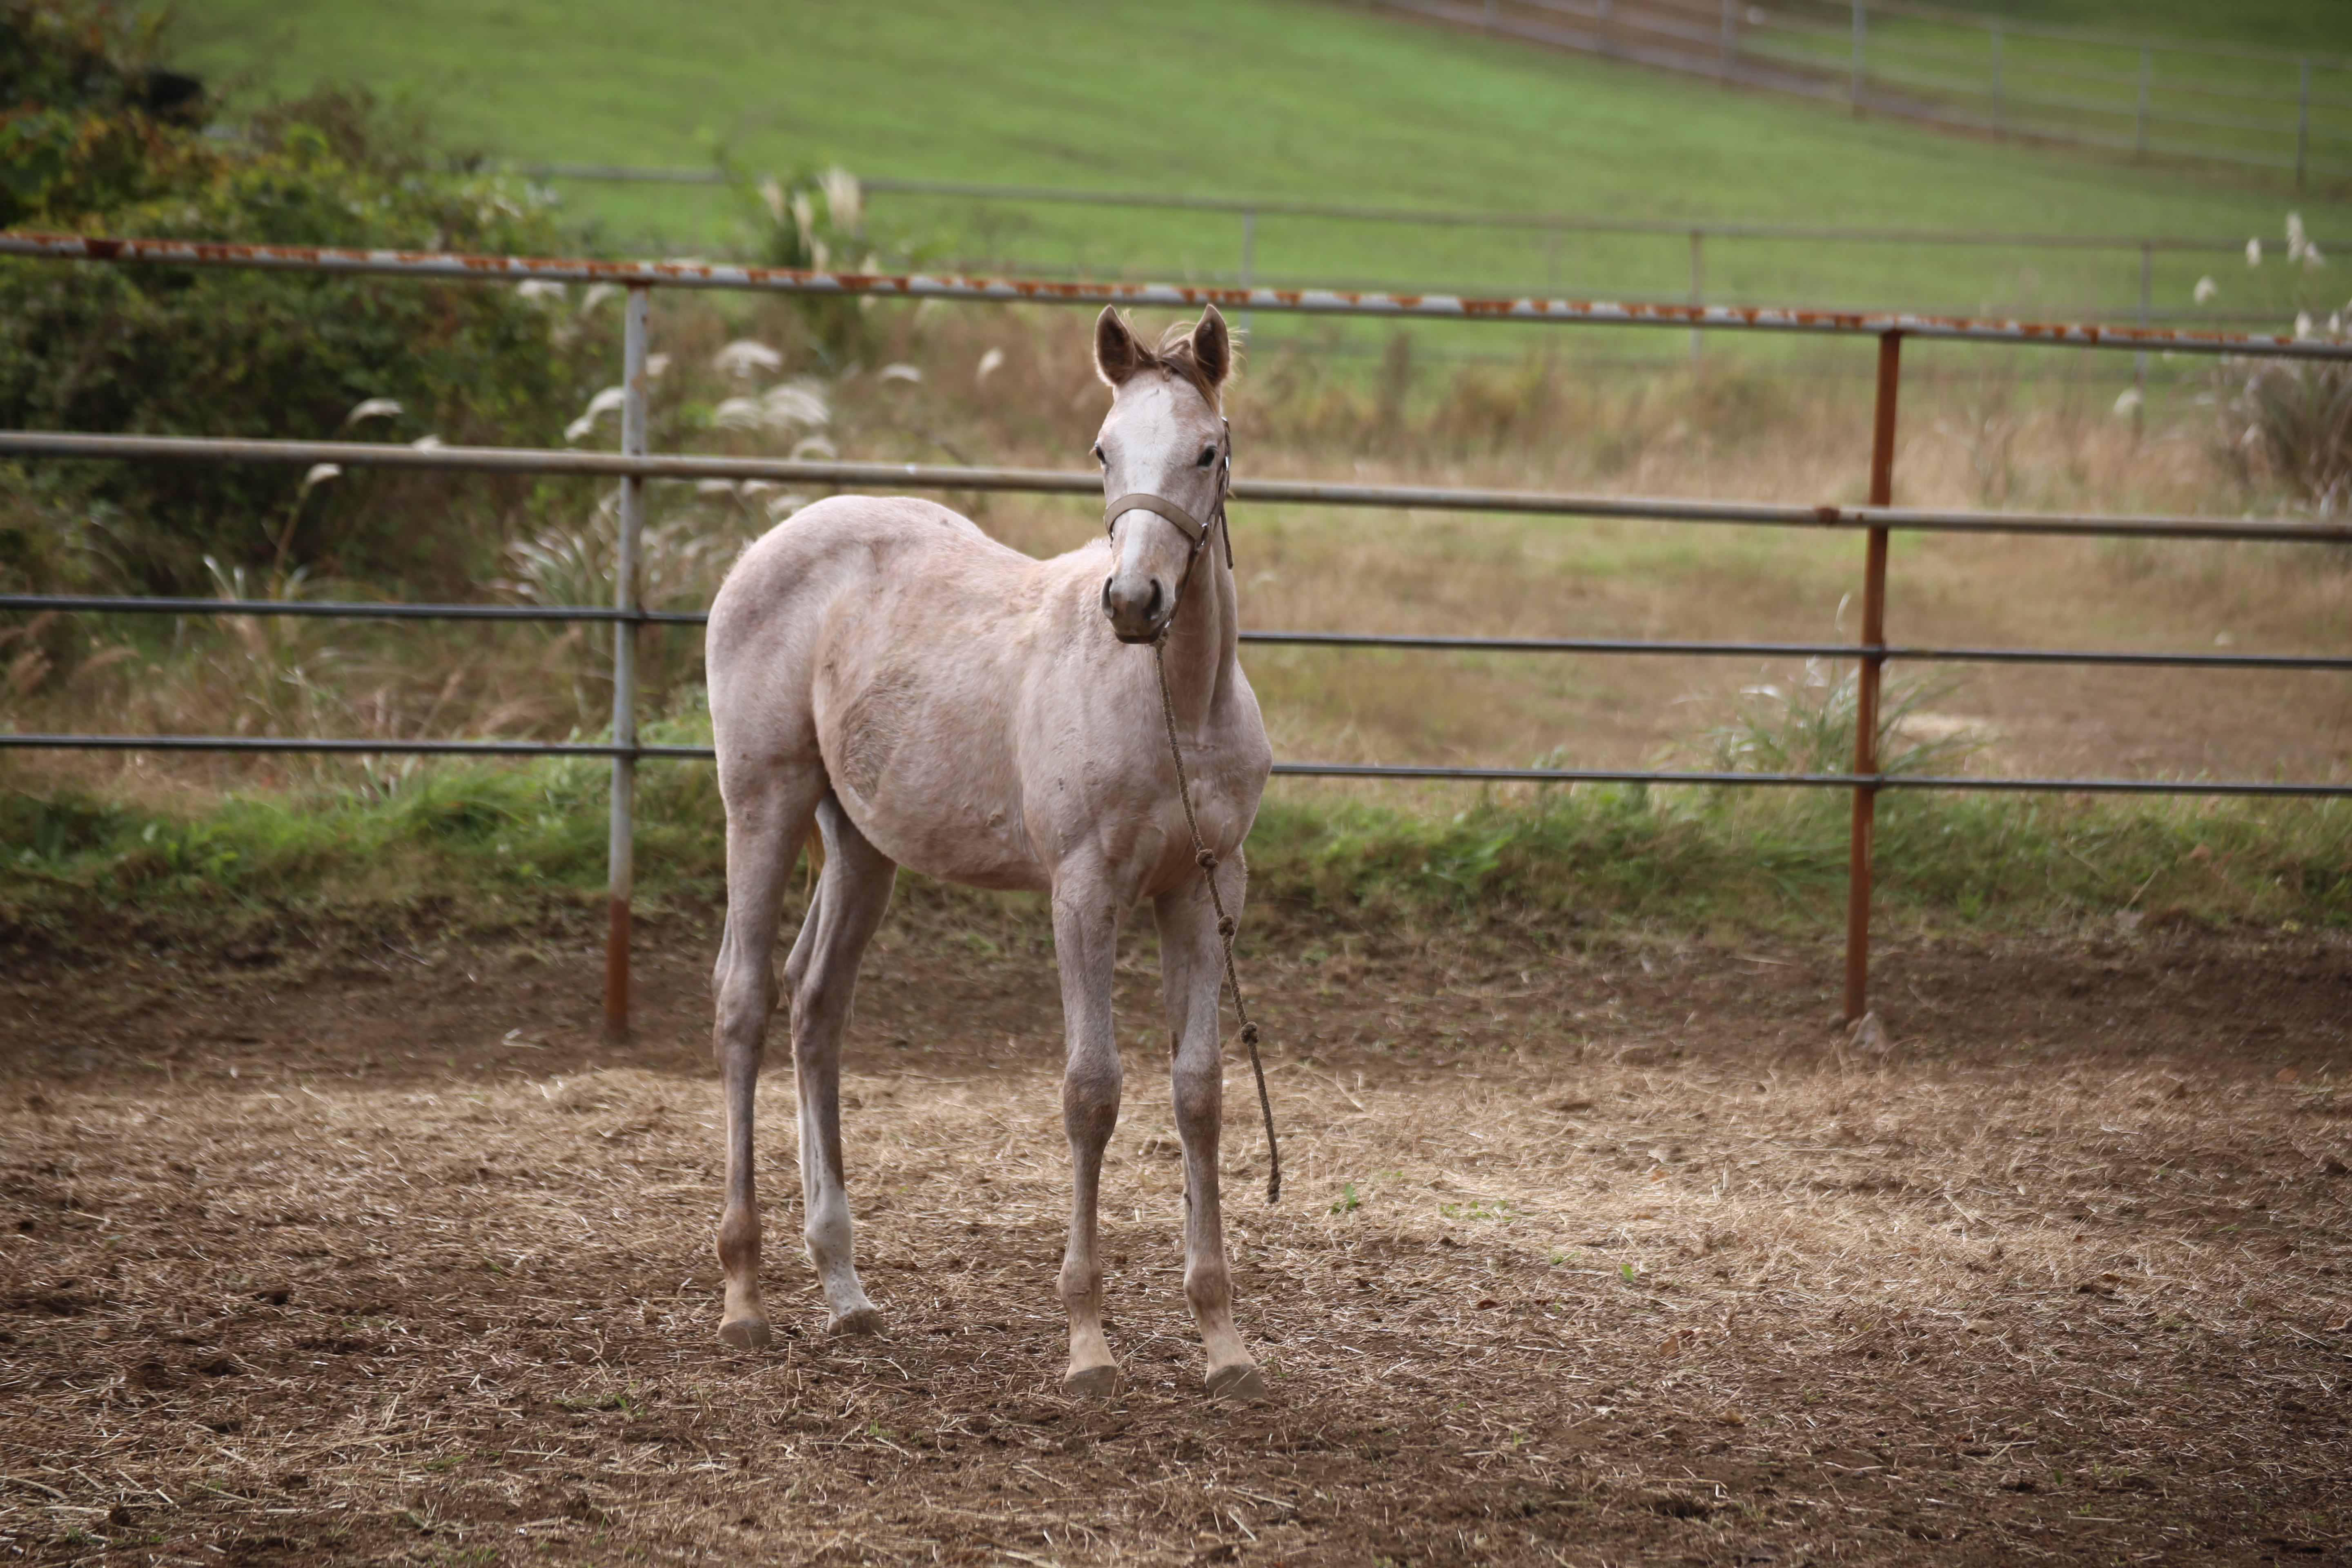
[1844,330,1900,1023]
[605,283,650,1040]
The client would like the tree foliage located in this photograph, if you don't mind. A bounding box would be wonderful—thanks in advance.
[0,0,604,594]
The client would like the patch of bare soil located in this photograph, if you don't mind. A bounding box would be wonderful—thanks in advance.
[3,903,2349,1566]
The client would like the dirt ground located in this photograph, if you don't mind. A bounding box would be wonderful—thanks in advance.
[3,898,2350,1567]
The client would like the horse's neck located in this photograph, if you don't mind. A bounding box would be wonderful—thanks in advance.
[1160,549,1237,732]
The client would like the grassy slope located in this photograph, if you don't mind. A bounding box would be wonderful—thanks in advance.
[168,0,2352,341]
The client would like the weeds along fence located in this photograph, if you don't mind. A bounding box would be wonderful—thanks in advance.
[2,232,2351,1037]
[1368,0,2352,185]
[523,165,2332,354]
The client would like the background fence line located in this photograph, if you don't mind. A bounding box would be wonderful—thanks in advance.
[1364,0,2352,183]
[522,165,2321,250]
[508,165,2337,336]
[4,232,2349,1031]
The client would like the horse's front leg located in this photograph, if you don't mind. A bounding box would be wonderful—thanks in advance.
[1051,883,1126,1396]
[1154,860,1268,1401]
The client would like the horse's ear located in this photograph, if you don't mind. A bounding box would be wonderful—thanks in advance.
[1094,307,1145,387]
[1191,305,1233,390]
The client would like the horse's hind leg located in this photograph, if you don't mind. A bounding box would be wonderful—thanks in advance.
[1050,878,1128,1397]
[786,794,897,1336]
[710,765,827,1350]
[1154,864,1268,1401]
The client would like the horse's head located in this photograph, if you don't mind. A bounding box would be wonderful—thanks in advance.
[1090,305,1233,644]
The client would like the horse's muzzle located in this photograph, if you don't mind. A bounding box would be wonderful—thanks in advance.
[1102,572,1167,644]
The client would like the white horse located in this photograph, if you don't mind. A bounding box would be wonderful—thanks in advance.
[703,304,1274,1399]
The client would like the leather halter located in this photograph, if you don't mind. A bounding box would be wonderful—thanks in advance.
[1101,419,1232,638]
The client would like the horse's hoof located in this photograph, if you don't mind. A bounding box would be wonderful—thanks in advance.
[826,1306,886,1339]
[1206,1363,1271,1402]
[1061,1363,1121,1399]
[717,1317,771,1350]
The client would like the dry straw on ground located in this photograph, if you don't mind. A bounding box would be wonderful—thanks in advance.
[3,915,2348,1565]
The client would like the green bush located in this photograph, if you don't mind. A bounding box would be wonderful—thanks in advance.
[0,0,605,595]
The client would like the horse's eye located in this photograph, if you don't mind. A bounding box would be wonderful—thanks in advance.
[1090,444,1107,467]
[1196,447,1217,467]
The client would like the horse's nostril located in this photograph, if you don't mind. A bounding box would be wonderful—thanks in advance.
[1100,576,1116,616]
[1146,580,1164,619]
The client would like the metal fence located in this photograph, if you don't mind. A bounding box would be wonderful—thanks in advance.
[1371,0,2352,184]
[2,231,2349,1038]
[520,165,2329,349]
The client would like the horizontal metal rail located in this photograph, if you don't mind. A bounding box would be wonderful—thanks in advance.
[0,592,708,626]
[5,232,2348,359]
[7,433,2350,544]
[0,734,712,759]
[10,596,2350,673]
[1241,630,2352,671]
[4,731,2344,796]
[1267,762,2352,797]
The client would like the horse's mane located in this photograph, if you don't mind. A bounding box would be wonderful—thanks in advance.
[1139,318,1237,409]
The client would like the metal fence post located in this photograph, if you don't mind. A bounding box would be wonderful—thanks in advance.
[1851,1,1866,116]
[1844,330,1900,1024]
[2135,241,2152,431]
[605,283,649,1041]
[1689,229,1705,367]
[1240,205,1257,341]
[1991,25,2003,132]
[2136,48,2151,159]
[2298,57,2311,189]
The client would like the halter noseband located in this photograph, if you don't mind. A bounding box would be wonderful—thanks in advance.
[1101,419,1233,638]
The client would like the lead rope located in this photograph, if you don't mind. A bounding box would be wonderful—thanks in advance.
[1150,632,1281,1206]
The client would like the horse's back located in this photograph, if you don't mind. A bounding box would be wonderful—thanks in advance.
[711,494,1014,633]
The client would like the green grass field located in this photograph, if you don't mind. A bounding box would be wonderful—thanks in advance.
[167,0,2352,363]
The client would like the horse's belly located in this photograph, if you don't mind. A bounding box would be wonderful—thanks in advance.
[829,736,1048,891]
